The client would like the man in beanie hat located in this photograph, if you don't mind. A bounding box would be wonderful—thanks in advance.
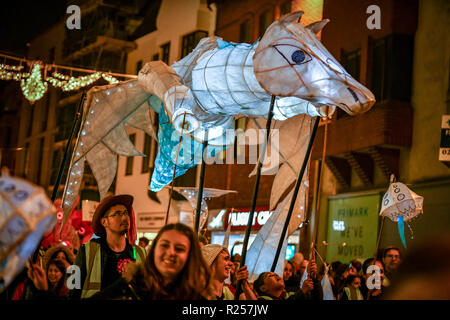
[201,244,256,300]
[68,195,146,299]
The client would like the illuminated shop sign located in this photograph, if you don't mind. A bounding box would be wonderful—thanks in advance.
[223,207,273,231]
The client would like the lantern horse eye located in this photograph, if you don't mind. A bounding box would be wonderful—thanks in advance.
[291,50,311,65]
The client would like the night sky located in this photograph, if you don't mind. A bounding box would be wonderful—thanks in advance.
[0,1,67,56]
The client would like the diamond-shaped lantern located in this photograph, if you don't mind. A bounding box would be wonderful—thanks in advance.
[380,175,423,248]
[173,187,237,230]
[0,169,56,292]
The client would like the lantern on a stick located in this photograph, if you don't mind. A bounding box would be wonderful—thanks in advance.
[173,187,237,231]
[379,175,423,248]
[0,169,56,292]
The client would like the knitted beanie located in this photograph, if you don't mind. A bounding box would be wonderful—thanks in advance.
[201,244,227,267]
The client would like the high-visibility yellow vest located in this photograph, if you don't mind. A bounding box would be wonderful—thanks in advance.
[343,286,363,300]
[81,241,146,299]
[222,285,235,300]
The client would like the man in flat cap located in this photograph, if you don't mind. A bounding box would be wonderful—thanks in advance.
[68,195,146,299]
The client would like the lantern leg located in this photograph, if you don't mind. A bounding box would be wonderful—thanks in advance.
[194,132,208,234]
[234,95,276,300]
[164,113,187,225]
[30,93,86,263]
[51,92,86,202]
[270,116,320,272]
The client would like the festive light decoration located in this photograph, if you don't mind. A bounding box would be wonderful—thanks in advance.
[101,73,119,84]
[0,64,24,71]
[0,58,125,103]
[47,72,102,91]
[20,62,48,103]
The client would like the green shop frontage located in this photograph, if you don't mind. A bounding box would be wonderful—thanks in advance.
[312,179,450,266]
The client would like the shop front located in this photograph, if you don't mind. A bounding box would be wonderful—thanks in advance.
[208,207,300,260]
[325,192,382,264]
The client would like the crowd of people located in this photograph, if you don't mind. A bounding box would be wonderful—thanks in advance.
[1,194,449,301]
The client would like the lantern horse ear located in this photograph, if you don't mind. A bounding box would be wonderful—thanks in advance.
[306,19,330,34]
[279,11,304,23]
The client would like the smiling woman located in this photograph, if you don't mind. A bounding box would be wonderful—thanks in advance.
[91,223,211,300]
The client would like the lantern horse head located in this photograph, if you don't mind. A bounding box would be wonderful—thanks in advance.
[254,11,375,115]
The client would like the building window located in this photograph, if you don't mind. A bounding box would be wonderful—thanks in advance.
[239,20,251,43]
[55,102,77,142]
[370,34,414,103]
[36,138,44,184]
[280,1,292,15]
[160,42,170,64]
[181,31,208,59]
[26,106,34,137]
[125,133,136,176]
[342,49,361,81]
[41,92,51,132]
[371,38,387,102]
[136,60,143,74]
[141,133,152,173]
[50,147,64,186]
[24,142,30,179]
[49,47,55,64]
[259,10,272,38]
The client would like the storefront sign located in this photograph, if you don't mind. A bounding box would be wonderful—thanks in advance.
[439,115,450,166]
[136,212,166,232]
[223,207,273,231]
[82,200,99,221]
[326,194,381,263]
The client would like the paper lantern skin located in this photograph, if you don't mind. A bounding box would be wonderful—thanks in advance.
[254,11,376,116]
[0,172,56,291]
[140,11,376,144]
[380,182,423,222]
[173,187,237,229]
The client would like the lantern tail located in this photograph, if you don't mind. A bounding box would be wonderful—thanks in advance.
[397,216,407,248]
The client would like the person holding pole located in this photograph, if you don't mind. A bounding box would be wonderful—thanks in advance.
[201,244,257,300]
[68,194,146,299]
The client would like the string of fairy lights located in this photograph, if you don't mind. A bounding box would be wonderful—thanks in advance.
[0,53,135,103]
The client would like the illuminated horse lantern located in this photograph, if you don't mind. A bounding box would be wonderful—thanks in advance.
[61,11,375,222]
[139,10,375,143]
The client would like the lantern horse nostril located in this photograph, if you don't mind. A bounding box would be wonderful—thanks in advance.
[347,87,359,103]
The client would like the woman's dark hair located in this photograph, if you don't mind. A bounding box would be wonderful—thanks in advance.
[46,259,67,296]
[52,249,69,262]
[345,274,361,286]
[350,259,362,272]
[330,261,343,273]
[253,272,270,296]
[140,223,211,299]
[283,260,295,280]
